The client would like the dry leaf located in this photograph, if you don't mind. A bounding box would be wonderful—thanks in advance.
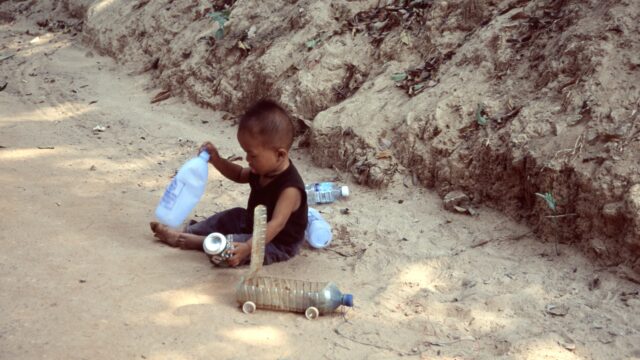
[375,150,393,159]
[400,31,411,46]
[237,41,251,51]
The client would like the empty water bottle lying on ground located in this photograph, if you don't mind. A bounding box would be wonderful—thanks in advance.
[155,151,210,228]
[236,205,354,319]
[306,207,332,249]
[237,277,354,319]
[305,182,349,205]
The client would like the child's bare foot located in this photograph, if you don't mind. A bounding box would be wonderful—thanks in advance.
[150,222,182,247]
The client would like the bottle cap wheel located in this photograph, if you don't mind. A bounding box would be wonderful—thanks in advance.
[341,186,349,197]
[203,232,227,255]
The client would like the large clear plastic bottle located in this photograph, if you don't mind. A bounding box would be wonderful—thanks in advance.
[305,207,332,249]
[305,182,349,205]
[236,205,353,319]
[236,277,353,318]
[155,151,210,228]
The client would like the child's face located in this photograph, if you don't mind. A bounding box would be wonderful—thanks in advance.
[237,131,282,176]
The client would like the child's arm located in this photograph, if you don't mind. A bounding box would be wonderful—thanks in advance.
[200,142,250,183]
[263,187,302,243]
[227,187,302,266]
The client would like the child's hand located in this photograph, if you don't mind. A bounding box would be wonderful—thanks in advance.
[228,242,251,267]
[199,141,219,162]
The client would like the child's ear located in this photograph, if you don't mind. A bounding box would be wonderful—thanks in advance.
[277,148,288,160]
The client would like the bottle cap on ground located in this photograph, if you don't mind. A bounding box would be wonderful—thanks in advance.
[203,232,227,255]
[342,294,354,307]
[341,186,349,197]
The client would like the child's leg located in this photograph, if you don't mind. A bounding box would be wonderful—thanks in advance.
[263,243,294,265]
[150,207,249,251]
[185,207,249,235]
[149,222,205,250]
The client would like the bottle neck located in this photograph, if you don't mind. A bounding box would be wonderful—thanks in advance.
[199,151,211,162]
[341,294,354,307]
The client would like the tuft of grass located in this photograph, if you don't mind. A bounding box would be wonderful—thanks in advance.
[476,103,488,125]
[535,192,557,212]
[305,38,321,50]
[535,191,560,255]
[208,10,230,39]
[462,0,483,25]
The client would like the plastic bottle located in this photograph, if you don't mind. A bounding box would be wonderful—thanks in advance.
[236,277,354,319]
[155,151,210,228]
[306,207,332,249]
[305,182,349,205]
[236,205,353,319]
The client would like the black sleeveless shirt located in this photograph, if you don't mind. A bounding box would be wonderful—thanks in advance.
[247,161,308,254]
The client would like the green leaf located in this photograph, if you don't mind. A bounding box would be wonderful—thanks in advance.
[535,192,557,212]
[215,28,225,40]
[305,39,320,49]
[208,11,228,40]
[391,72,408,82]
[476,103,487,125]
[208,11,228,24]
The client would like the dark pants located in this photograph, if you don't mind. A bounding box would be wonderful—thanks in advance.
[185,207,293,265]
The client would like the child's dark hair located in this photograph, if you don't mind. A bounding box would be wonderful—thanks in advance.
[238,99,294,150]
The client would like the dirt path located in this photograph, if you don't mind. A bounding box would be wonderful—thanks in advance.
[1,22,639,360]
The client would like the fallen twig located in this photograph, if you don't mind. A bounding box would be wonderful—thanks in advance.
[470,240,490,248]
[150,89,171,104]
[621,97,640,150]
[469,231,532,249]
[545,213,577,219]
[334,321,402,353]
[0,53,14,62]
[139,57,159,74]
[571,133,583,159]
[326,248,366,258]
[616,265,640,285]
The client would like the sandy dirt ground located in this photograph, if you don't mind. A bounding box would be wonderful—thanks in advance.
[1,16,640,360]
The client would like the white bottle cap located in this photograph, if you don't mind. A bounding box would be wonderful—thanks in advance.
[203,232,228,255]
[341,186,349,197]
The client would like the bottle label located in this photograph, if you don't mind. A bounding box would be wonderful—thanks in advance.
[160,178,184,210]
[315,182,332,191]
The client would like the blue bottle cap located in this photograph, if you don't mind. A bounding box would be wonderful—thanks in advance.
[342,294,354,307]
